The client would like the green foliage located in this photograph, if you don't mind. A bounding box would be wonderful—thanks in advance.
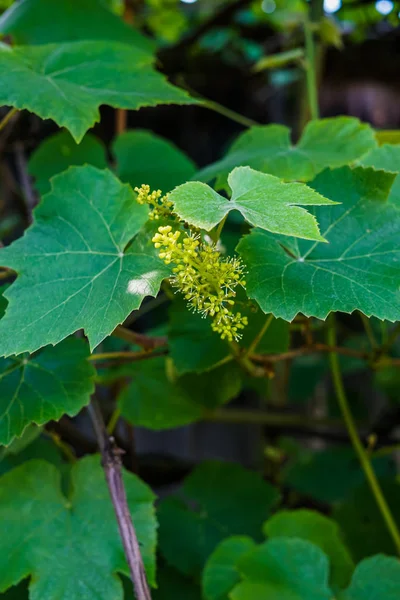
[283,445,395,505]
[339,555,400,600]
[0,456,157,599]
[0,0,154,49]
[238,166,400,321]
[264,510,354,588]
[158,461,280,576]
[168,299,289,374]
[230,538,332,600]
[0,40,194,142]
[119,356,242,429]
[0,166,169,355]
[1,3,400,597]
[202,536,256,600]
[28,131,108,195]
[170,166,336,241]
[0,336,95,445]
[113,129,197,193]
[334,480,400,561]
[196,117,376,189]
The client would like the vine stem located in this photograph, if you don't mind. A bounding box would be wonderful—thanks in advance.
[327,316,400,556]
[245,313,274,357]
[0,108,18,133]
[360,311,377,349]
[89,349,167,362]
[88,399,152,600]
[304,20,319,120]
[113,325,167,350]
[200,98,257,128]
[211,214,228,244]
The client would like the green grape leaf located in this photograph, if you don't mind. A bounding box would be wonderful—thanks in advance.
[0,423,42,456]
[202,537,256,600]
[119,357,242,430]
[231,538,332,600]
[119,357,202,430]
[0,40,195,142]
[168,299,289,375]
[0,166,170,356]
[0,336,95,445]
[359,143,400,204]
[0,436,63,477]
[0,0,154,50]
[196,117,376,188]
[28,131,108,195]
[339,555,400,600]
[333,480,400,562]
[0,455,157,599]
[113,130,197,193]
[238,166,400,322]
[171,166,337,241]
[283,446,395,505]
[264,510,354,589]
[158,461,280,576]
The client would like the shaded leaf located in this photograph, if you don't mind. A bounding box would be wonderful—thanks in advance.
[0,455,157,598]
[339,555,400,600]
[28,131,107,195]
[0,337,95,445]
[264,510,354,589]
[202,536,256,600]
[238,166,400,322]
[0,40,194,142]
[170,166,336,241]
[113,130,196,193]
[359,143,400,205]
[283,445,395,504]
[0,166,169,356]
[0,0,154,50]
[158,461,280,576]
[231,538,332,600]
[152,565,201,600]
[168,299,289,375]
[197,117,376,189]
[0,436,63,476]
[333,480,400,561]
[119,357,241,430]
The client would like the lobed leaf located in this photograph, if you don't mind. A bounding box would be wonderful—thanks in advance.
[170,166,337,241]
[196,117,376,189]
[0,336,95,445]
[238,166,400,322]
[0,40,195,142]
[0,166,169,356]
[0,456,157,599]
[0,0,155,50]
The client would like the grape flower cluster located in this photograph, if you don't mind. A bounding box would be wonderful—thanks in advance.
[134,184,175,221]
[152,225,248,342]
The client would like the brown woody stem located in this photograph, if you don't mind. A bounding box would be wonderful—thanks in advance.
[88,398,152,600]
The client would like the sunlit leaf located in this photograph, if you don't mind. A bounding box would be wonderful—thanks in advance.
[170,166,336,241]
[0,166,169,356]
